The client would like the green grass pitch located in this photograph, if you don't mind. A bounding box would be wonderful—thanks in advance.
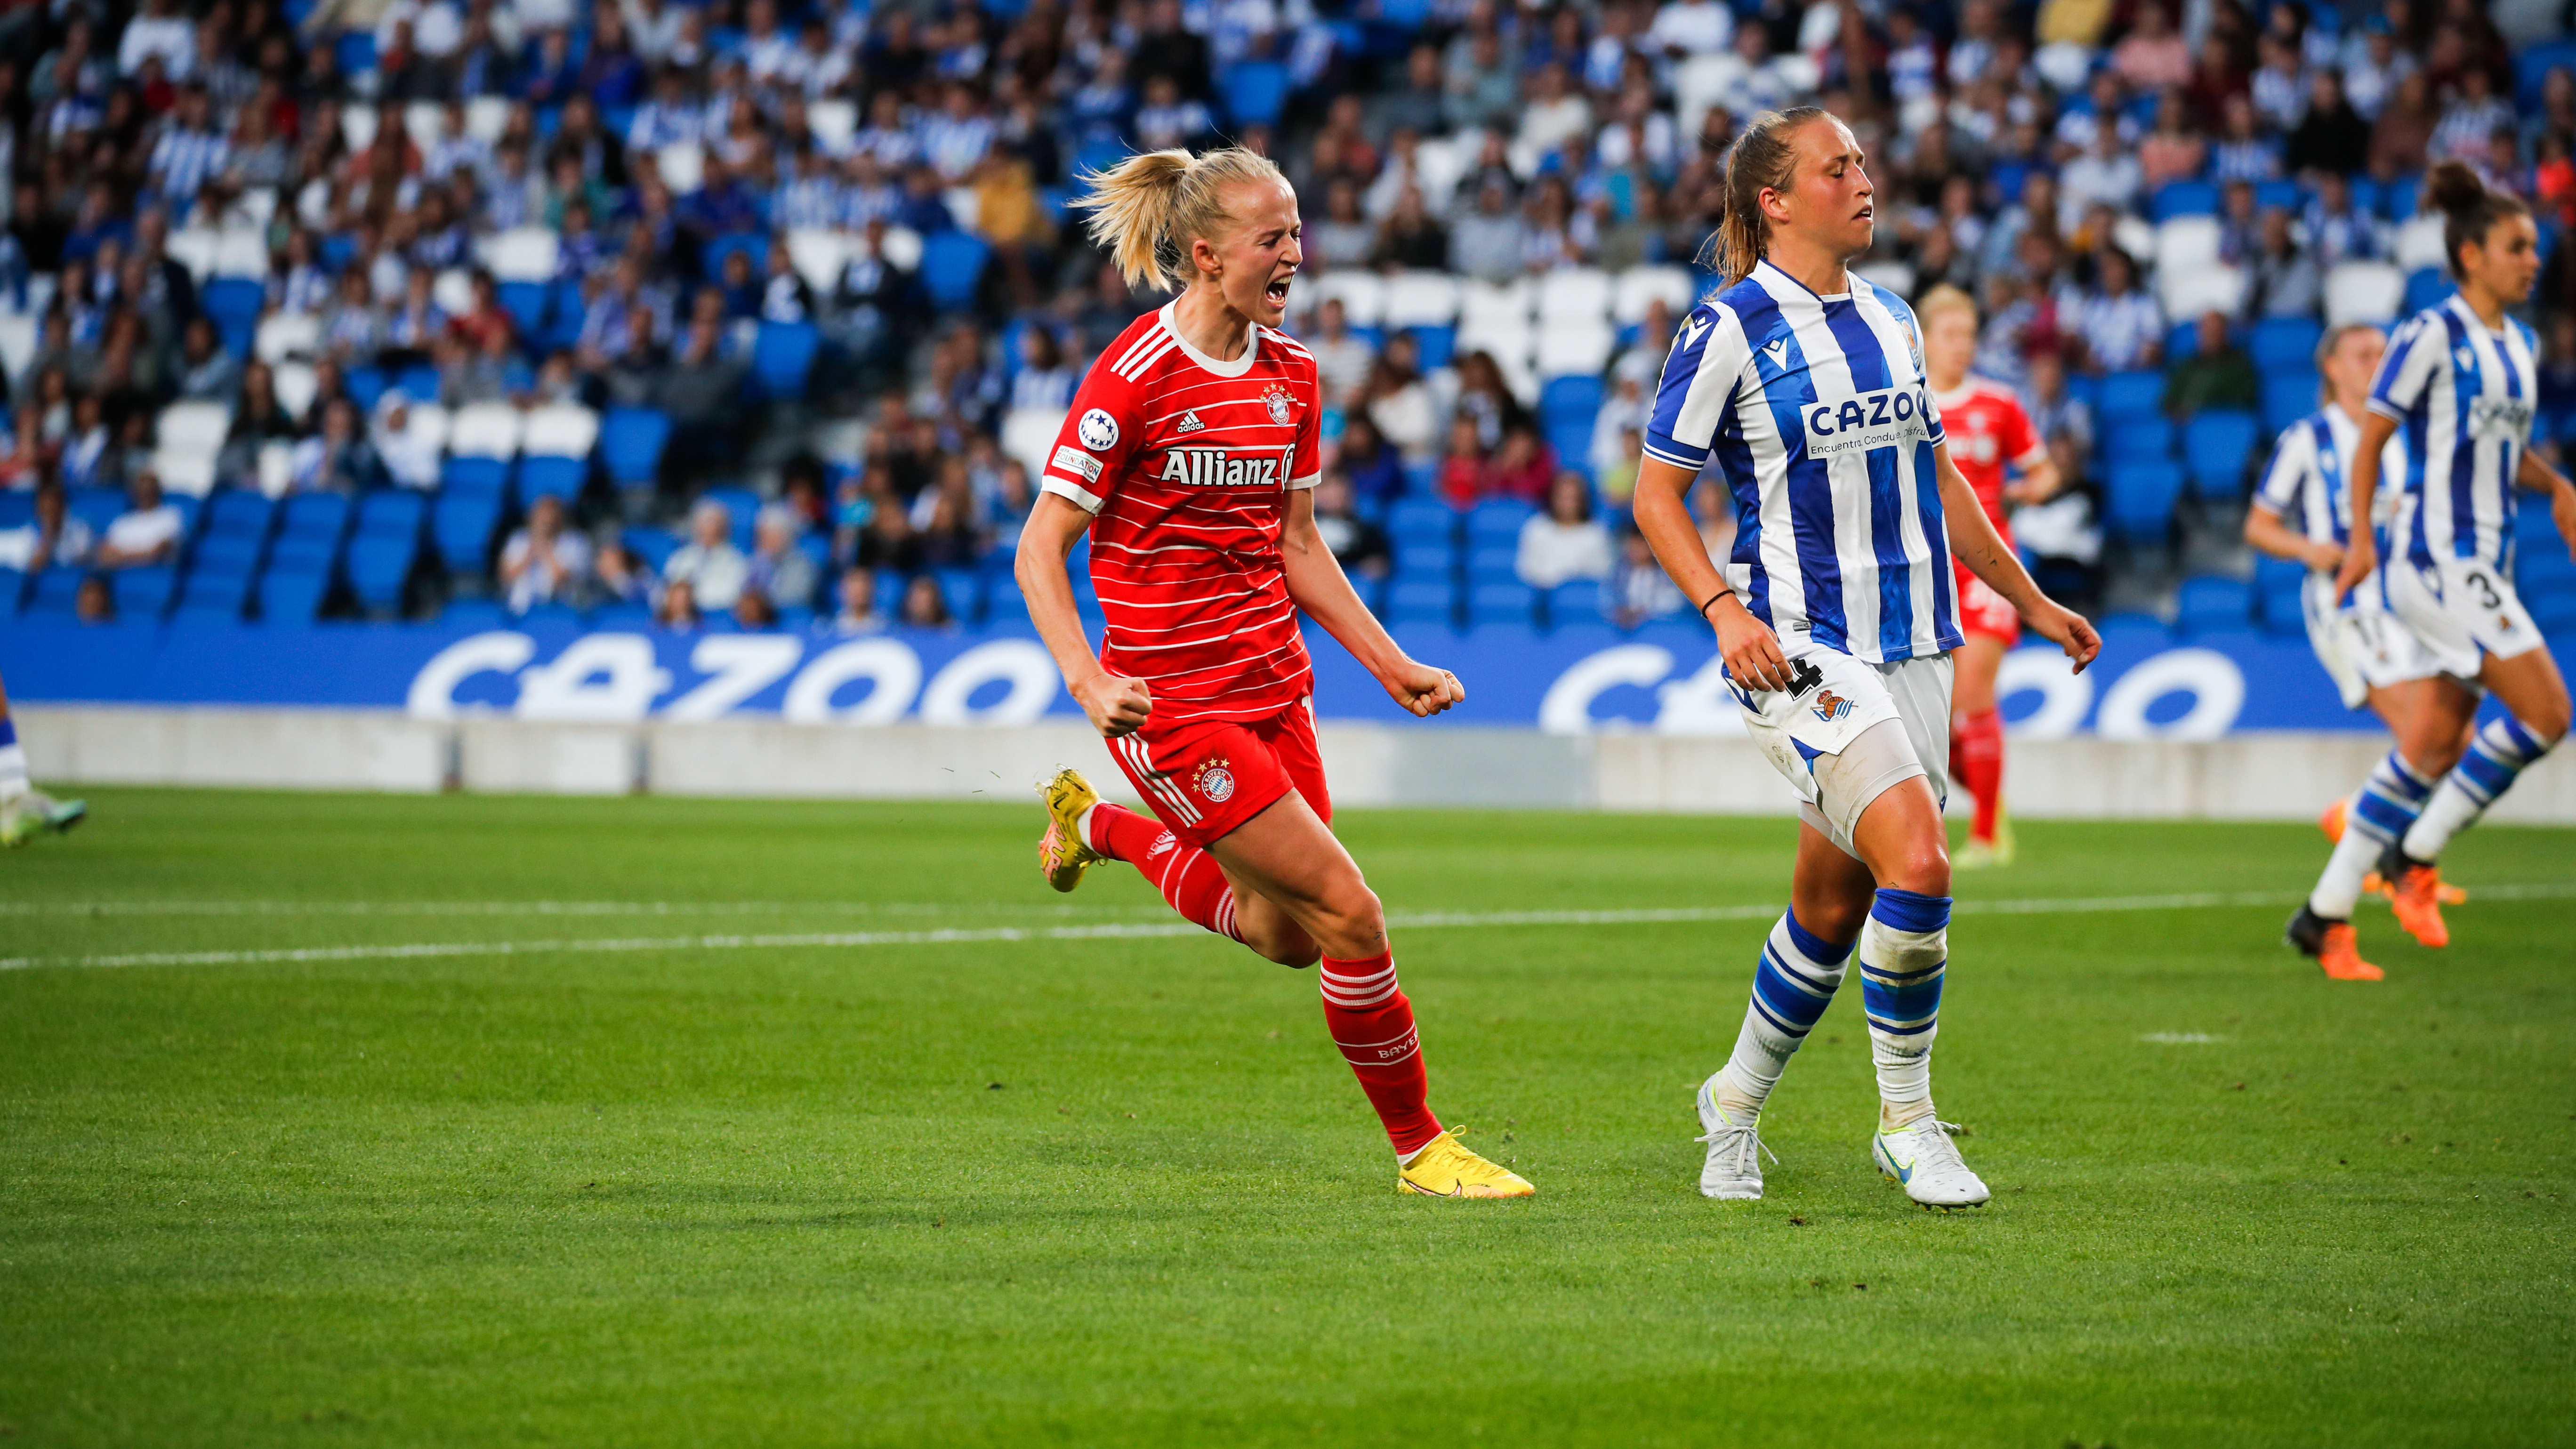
[2,787,2572,1446]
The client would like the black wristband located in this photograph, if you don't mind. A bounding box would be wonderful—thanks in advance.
[1697,588,1735,618]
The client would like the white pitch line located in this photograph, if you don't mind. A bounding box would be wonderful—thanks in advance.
[0,900,1152,918]
[5,881,2573,974]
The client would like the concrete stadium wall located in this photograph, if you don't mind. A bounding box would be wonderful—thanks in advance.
[17,704,2576,825]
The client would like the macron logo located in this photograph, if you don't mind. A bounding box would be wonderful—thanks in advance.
[1682,315,1712,349]
[1762,338,1791,370]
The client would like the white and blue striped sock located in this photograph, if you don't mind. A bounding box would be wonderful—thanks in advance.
[1712,909,1852,1119]
[2310,750,2438,918]
[0,714,24,805]
[2403,715,2559,863]
[1860,888,1949,1128]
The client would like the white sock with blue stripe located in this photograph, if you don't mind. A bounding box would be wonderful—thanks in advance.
[2310,750,2438,918]
[1860,888,1949,1130]
[2402,715,2559,864]
[1711,909,1852,1120]
[0,715,24,805]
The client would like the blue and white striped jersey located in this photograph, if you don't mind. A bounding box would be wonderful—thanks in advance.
[2368,294,2538,571]
[1646,259,1959,663]
[2252,402,2407,548]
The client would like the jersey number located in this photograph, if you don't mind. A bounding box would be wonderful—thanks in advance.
[2462,570,2504,610]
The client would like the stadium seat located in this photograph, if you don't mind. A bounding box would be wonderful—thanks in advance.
[921,233,990,313]
[175,564,253,618]
[1394,539,1455,580]
[1539,375,1604,430]
[1387,500,1458,542]
[256,561,332,622]
[67,486,125,535]
[1534,323,1614,379]
[2174,575,2253,636]
[2182,410,2260,499]
[1382,271,1461,328]
[1386,578,1457,628]
[2248,317,2323,372]
[602,408,674,488]
[1465,541,1521,585]
[1465,499,1537,547]
[518,457,586,502]
[1310,271,1386,326]
[2104,460,2184,546]
[698,486,764,553]
[2148,181,2221,222]
[2261,367,2321,436]
[524,404,601,460]
[1221,61,1289,128]
[1406,323,1456,370]
[2324,263,2405,327]
[2402,267,2453,314]
[254,312,322,364]
[2096,370,2165,424]
[448,402,526,459]
[2107,418,2175,462]
[199,489,277,555]
[498,281,549,338]
[621,525,678,573]
[1536,268,1614,327]
[23,566,87,616]
[0,566,24,614]
[2393,213,2447,273]
[934,566,983,625]
[751,321,821,397]
[1468,580,1538,627]
[1612,265,1698,324]
[701,232,767,281]
[431,491,505,575]
[2256,575,2309,637]
[201,277,266,358]
[108,564,177,619]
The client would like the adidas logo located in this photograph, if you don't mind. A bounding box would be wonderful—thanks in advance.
[1174,410,1205,434]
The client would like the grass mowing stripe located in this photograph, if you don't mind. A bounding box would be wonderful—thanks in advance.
[12,879,2573,974]
[0,899,1157,918]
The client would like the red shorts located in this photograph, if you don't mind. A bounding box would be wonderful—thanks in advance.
[1103,699,1330,849]
[1953,557,2020,645]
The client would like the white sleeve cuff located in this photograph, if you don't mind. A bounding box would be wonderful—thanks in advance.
[1040,475,1104,513]
[1289,471,1321,491]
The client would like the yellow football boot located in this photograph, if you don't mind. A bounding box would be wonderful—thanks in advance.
[1397,1129,1535,1199]
[1036,767,1109,893]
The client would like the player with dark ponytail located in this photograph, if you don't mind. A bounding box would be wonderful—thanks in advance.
[2297,161,2576,966]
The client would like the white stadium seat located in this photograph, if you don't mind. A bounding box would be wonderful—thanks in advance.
[808,99,858,153]
[2159,262,2246,322]
[1672,53,1748,137]
[1535,322,1615,379]
[1536,267,1613,326]
[447,402,523,458]
[878,225,924,271]
[167,227,220,282]
[1411,133,1471,207]
[2154,216,2224,275]
[2323,262,2406,327]
[1613,265,1697,325]
[465,96,510,143]
[340,104,379,153]
[433,268,476,317]
[1310,270,1386,326]
[402,403,452,455]
[1000,405,1066,483]
[1457,278,1532,332]
[655,141,704,194]
[254,312,321,364]
[403,101,446,149]
[1381,270,1460,327]
[212,228,270,278]
[785,229,853,292]
[256,439,295,497]
[151,448,218,496]
[156,401,234,457]
[0,314,35,382]
[523,404,600,459]
[480,227,560,282]
[2393,213,2448,274]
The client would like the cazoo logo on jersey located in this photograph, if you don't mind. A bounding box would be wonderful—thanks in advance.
[1159,445,1296,488]
[1803,386,1933,459]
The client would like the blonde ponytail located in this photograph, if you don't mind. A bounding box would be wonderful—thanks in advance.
[1072,146,1289,292]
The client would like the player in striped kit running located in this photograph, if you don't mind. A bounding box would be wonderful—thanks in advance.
[2249,324,2471,979]
[1016,146,1533,1199]
[2326,162,2576,957]
[1631,109,2099,1208]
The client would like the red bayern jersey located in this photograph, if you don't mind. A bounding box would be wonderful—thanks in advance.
[1932,377,2044,542]
[1040,302,1324,725]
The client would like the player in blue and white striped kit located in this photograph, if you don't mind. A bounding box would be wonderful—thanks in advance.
[1629,108,2100,1209]
[2247,324,2471,980]
[2330,162,2576,957]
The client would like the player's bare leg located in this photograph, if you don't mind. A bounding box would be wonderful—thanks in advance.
[1205,793,1531,1197]
[1949,633,2012,868]
[2377,649,2571,947]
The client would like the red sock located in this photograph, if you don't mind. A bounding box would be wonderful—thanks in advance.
[1954,707,2005,843]
[1319,951,1443,1156]
[1086,801,1240,941]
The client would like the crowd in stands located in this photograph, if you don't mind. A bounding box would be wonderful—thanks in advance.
[0,0,2570,644]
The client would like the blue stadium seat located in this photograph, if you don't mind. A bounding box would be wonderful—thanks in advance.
[175,563,254,618]
[345,536,416,612]
[2182,410,2260,499]
[934,566,982,625]
[2149,181,2221,222]
[2517,40,2576,108]
[545,280,588,351]
[393,362,441,402]
[2107,417,2174,462]
[1468,580,1538,627]
[1465,499,1536,546]
[199,489,277,553]
[68,486,125,534]
[621,525,678,573]
[2097,370,2165,424]
[1538,374,1603,427]
[1222,61,1289,128]
[1386,578,1456,628]
[1386,500,1457,542]
[1408,323,1456,370]
[23,566,86,616]
[2261,367,2321,436]
[2248,317,2323,371]
[499,281,549,337]
[602,408,673,487]
[2403,267,2452,314]
[346,365,389,411]
[442,455,511,496]
[1394,539,1455,579]
[1465,543,1519,585]
[201,277,266,358]
[257,562,331,622]
[921,233,990,313]
[519,456,587,502]
[1545,422,1594,479]
[2164,319,2203,362]
[2104,460,2184,546]
[442,599,509,631]
[2174,575,2253,636]
[750,321,820,397]
[2256,573,2308,637]
[335,30,377,76]
[2253,180,2305,214]
[110,564,177,619]
[0,566,25,614]
[1544,579,1606,630]
[431,492,504,574]
[701,232,767,280]
[0,491,29,528]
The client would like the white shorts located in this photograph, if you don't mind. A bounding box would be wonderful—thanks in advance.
[2383,553,2543,682]
[1733,644,1953,858]
[2302,572,2443,711]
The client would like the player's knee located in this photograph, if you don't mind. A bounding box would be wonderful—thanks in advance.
[2520,700,2571,745]
[1311,874,1385,958]
[1882,838,1951,899]
[1253,934,1323,969]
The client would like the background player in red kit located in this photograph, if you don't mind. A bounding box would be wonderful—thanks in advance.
[1916,285,2062,868]
[1013,146,1534,1199]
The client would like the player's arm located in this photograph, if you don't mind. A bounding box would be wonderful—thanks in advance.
[2515,450,2576,561]
[1279,488,1463,717]
[2244,502,2341,570]
[1015,492,1152,737]
[1634,453,1791,690]
[2332,409,2403,597]
[2244,430,2342,571]
[1936,443,2101,673]
[2001,448,2061,505]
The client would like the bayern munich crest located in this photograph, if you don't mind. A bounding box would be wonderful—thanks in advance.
[1262,383,1293,425]
[1194,758,1238,803]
